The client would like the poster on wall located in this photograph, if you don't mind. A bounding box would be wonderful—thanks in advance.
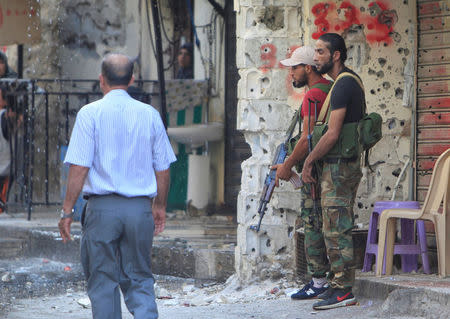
[0,0,41,45]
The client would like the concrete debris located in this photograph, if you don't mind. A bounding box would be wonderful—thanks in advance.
[77,297,91,308]
[182,284,196,294]
[155,274,297,308]
[1,272,15,282]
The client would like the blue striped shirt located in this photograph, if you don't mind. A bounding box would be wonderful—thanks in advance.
[64,89,176,198]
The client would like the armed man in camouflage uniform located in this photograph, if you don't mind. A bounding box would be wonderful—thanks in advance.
[302,33,363,310]
[273,46,332,300]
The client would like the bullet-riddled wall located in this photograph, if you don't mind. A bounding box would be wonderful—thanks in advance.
[235,0,417,281]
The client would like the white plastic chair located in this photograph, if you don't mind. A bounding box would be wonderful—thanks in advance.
[376,148,450,277]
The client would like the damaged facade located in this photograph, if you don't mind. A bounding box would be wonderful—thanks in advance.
[235,0,429,282]
[2,0,449,282]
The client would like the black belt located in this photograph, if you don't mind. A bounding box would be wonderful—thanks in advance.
[323,157,358,164]
[83,193,151,200]
[83,193,118,200]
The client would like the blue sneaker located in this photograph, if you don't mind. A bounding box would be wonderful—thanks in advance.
[291,280,329,300]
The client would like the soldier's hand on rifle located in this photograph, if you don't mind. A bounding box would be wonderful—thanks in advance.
[272,163,290,187]
[301,158,316,184]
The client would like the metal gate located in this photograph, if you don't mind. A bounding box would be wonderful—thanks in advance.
[416,0,450,201]
[1,79,156,219]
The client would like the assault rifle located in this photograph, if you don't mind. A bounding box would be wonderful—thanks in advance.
[250,110,303,232]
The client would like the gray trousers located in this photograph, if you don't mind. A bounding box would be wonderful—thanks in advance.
[81,194,158,319]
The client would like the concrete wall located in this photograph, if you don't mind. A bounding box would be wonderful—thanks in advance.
[235,0,417,281]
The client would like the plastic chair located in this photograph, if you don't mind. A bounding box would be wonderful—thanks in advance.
[362,201,430,274]
[376,148,450,277]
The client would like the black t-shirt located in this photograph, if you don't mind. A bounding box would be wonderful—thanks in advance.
[330,67,365,123]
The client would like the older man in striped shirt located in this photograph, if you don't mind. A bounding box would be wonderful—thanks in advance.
[58,53,176,319]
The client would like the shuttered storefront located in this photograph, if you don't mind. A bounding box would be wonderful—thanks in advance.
[416,0,450,201]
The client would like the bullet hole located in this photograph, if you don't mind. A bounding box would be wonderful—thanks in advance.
[388,66,392,70]
[387,153,391,158]
[400,120,405,126]
[391,32,402,43]
[388,119,396,129]
[280,208,284,214]
[263,148,268,154]
[277,246,286,254]
[392,168,401,177]
[377,88,381,92]
[259,117,265,123]
[377,71,384,78]
[360,7,365,12]
[404,48,410,55]
[395,88,404,99]
[250,198,254,202]
[370,89,376,94]
[266,239,271,247]
[438,114,442,119]
[250,88,254,92]
[378,58,387,67]
[358,202,363,209]
[247,205,251,210]
[355,214,359,219]
[384,43,388,47]
[385,186,391,192]
[398,48,404,54]
[251,248,255,252]
[379,103,387,109]
[268,104,272,112]
[402,57,407,65]
[383,82,391,90]
[368,68,376,75]
[252,21,257,26]
[403,0,408,4]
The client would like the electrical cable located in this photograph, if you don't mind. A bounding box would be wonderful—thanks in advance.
[145,0,157,60]
[157,1,175,46]
[145,0,175,72]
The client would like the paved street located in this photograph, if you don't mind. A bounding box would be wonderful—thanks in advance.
[2,290,389,319]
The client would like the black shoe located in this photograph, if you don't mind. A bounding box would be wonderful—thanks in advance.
[317,286,333,300]
[312,288,357,310]
[291,280,329,300]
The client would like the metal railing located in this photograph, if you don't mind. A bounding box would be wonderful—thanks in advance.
[1,79,158,220]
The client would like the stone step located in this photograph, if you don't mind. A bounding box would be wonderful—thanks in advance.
[0,238,28,259]
[0,219,236,282]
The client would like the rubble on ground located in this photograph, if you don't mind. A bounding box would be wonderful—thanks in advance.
[154,274,301,308]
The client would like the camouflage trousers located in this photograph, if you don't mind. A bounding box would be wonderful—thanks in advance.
[300,159,362,288]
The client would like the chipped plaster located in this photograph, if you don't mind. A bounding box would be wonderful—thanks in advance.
[236,0,417,281]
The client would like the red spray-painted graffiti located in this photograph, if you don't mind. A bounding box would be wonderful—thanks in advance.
[260,43,277,73]
[312,1,398,45]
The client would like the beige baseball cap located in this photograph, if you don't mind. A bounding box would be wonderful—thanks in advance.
[280,46,316,67]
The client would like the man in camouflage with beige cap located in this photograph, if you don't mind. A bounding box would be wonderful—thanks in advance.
[274,46,332,300]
